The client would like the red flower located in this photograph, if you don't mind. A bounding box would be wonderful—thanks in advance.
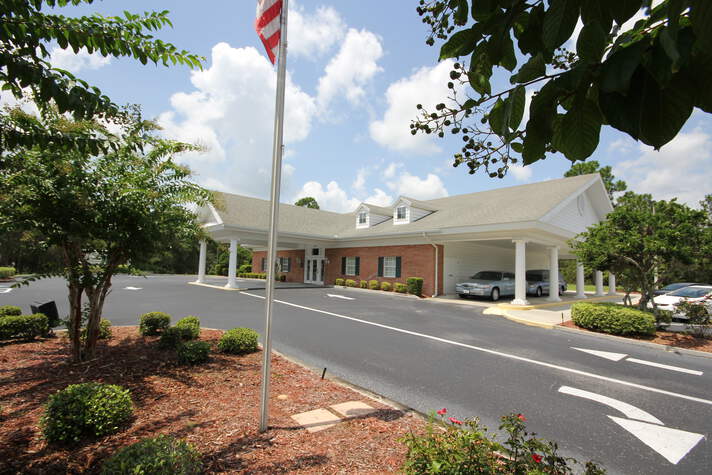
[448,417,462,425]
[437,408,447,415]
[531,454,543,464]
[517,413,527,422]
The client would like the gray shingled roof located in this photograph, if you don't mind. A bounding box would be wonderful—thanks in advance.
[211,173,597,239]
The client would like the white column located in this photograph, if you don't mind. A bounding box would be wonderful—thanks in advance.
[575,261,586,299]
[608,273,617,295]
[547,247,561,302]
[196,240,207,283]
[594,270,605,296]
[225,239,239,289]
[511,240,529,306]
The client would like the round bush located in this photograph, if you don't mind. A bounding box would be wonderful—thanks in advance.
[380,282,392,291]
[139,312,171,336]
[0,313,48,340]
[218,327,259,355]
[0,267,16,279]
[395,283,407,293]
[41,382,133,443]
[335,278,344,286]
[345,279,357,287]
[158,326,184,350]
[0,305,22,317]
[369,280,380,290]
[101,434,202,475]
[359,280,368,288]
[175,316,200,340]
[571,302,656,336]
[177,341,211,365]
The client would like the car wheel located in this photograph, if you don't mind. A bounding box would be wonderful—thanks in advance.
[458,294,467,299]
[491,288,500,301]
[560,285,566,295]
[535,287,543,298]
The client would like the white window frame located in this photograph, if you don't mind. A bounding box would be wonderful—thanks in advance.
[383,256,397,278]
[279,257,290,273]
[358,211,367,225]
[396,206,407,220]
[345,256,356,276]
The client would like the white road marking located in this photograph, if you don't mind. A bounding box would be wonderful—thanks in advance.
[572,347,627,361]
[558,386,662,424]
[124,286,142,290]
[0,288,11,294]
[241,292,712,406]
[626,358,704,376]
[326,294,354,300]
[608,416,704,465]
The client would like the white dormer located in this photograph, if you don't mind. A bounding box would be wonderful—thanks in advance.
[355,204,391,229]
[392,197,436,225]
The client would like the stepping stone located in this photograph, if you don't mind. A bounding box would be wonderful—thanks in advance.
[330,401,376,418]
[291,408,342,433]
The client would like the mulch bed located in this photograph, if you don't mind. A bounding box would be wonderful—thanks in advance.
[560,320,712,353]
[0,327,425,474]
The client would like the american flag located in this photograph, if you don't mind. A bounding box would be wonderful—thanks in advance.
[255,0,283,64]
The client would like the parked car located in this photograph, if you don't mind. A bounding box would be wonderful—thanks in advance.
[650,285,712,319]
[653,282,701,296]
[456,271,515,301]
[525,269,567,297]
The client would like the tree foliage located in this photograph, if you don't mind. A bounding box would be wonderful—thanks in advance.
[563,161,627,202]
[294,196,320,209]
[413,0,712,178]
[0,0,203,154]
[571,192,709,312]
[0,106,212,362]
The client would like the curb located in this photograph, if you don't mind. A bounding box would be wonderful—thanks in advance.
[187,281,246,291]
[483,308,557,330]
[496,293,622,311]
[333,285,422,300]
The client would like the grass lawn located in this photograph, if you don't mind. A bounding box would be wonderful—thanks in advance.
[566,283,609,293]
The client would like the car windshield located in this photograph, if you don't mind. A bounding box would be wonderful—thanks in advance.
[526,272,543,281]
[662,283,694,291]
[668,287,712,298]
[471,271,501,280]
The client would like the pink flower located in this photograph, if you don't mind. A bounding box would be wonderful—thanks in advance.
[448,417,462,425]
[531,454,542,464]
[436,408,447,416]
[517,413,527,422]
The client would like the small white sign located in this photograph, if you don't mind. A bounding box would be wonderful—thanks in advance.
[124,286,142,291]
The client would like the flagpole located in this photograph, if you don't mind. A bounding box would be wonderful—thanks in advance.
[259,0,288,433]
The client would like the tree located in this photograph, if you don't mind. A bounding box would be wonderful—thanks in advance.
[564,161,627,202]
[571,193,708,313]
[0,107,212,362]
[701,194,712,220]
[0,0,203,154]
[295,196,320,209]
[413,1,712,178]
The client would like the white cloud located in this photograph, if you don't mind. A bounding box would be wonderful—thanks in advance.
[383,162,402,179]
[614,129,712,206]
[293,180,360,213]
[508,164,533,182]
[49,46,110,73]
[352,168,367,192]
[289,4,346,59]
[386,171,449,200]
[370,60,458,154]
[158,43,317,198]
[364,188,393,207]
[316,28,383,112]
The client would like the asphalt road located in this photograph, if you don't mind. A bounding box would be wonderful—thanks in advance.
[3,275,712,474]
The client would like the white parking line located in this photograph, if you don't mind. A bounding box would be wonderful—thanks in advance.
[627,358,704,376]
[241,292,712,406]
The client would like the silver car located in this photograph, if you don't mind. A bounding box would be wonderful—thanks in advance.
[526,269,567,297]
[456,271,515,301]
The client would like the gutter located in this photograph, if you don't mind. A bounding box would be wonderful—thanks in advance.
[422,232,439,297]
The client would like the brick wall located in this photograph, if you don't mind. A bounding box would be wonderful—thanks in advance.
[251,249,305,282]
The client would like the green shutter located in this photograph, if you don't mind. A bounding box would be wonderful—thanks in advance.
[378,257,384,277]
[286,257,291,272]
[341,257,346,275]
[261,258,265,272]
[355,257,360,276]
[395,256,402,278]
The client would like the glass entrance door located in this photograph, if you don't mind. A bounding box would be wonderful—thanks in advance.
[304,258,324,284]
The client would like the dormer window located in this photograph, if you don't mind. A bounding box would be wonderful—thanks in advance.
[396,206,407,220]
[358,211,367,225]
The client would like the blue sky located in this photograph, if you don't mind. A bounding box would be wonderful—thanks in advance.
[30,1,712,211]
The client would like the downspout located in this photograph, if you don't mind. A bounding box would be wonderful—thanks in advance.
[422,232,438,297]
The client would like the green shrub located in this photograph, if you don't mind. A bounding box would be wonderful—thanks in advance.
[369,280,380,290]
[238,263,252,274]
[81,319,112,340]
[395,283,407,293]
[0,305,22,317]
[359,280,368,288]
[41,382,133,444]
[335,278,345,286]
[380,282,392,291]
[175,316,200,340]
[237,272,267,279]
[278,274,286,282]
[139,312,171,336]
[406,277,424,297]
[572,302,656,336]
[177,341,211,365]
[0,267,16,279]
[101,434,202,475]
[345,279,357,287]
[218,327,259,355]
[158,326,184,350]
[0,313,48,340]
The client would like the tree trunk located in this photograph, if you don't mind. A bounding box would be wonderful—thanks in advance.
[67,283,83,362]
[82,271,114,360]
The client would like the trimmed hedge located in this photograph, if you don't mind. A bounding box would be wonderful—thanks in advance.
[406,277,424,297]
[158,327,184,350]
[369,280,380,290]
[359,280,368,289]
[345,279,357,287]
[571,302,656,336]
[395,283,407,293]
[335,278,345,286]
[139,312,171,336]
[380,282,392,291]
[0,313,48,340]
[177,341,211,365]
[219,327,259,355]
[0,267,16,279]
[41,382,133,444]
[238,272,267,279]
[175,316,200,340]
[101,435,202,475]
[0,305,22,317]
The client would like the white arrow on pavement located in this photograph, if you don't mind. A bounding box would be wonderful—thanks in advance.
[0,288,11,294]
[608,416,704,465]
[571,347,702,375]
[124,286,142,290]
[558,386,662,424]
[327,294,354,300]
